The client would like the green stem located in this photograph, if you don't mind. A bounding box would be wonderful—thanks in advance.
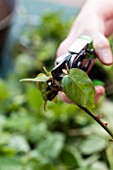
[78,105,113,139]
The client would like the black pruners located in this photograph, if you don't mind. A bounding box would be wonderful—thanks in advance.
[51,35,96,81]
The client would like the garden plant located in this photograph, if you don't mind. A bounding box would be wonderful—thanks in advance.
[0,12,113,170]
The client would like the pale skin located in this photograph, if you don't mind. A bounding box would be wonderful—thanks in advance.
[57,0,113,103]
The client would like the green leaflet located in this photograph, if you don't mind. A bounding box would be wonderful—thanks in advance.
[20,72,59,104]
[37,81,48,101]
[20,73,51,102]
[62,68,95,110]
[20,73,50,83]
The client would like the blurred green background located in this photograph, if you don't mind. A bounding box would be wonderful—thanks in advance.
[0,0,113,170]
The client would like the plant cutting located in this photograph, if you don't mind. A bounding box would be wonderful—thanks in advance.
[20,35,113,140]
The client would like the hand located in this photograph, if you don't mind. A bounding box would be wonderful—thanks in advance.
[57,0,113,103]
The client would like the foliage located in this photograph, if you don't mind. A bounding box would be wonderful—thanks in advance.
[62,68,95,110]
[0,11,113,170]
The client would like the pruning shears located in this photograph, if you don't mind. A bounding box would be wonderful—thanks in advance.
[51,35,96,81]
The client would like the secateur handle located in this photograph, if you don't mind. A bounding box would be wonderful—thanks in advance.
[51,35,96,81]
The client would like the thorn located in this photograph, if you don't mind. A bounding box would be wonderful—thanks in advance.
[95,115,101,120]
[104,123,108,126]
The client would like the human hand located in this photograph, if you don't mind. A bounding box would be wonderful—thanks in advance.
[57,0,113,103]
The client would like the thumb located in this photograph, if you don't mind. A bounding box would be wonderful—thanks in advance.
[93,32,113,65]
[56,37,75,58]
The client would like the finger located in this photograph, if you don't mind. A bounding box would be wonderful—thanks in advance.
[56,38,74,58]
[94,85,105,103]
[93,32,113,65]
[58,91,73,104]
[58,85,105,104]
[105,19,113,36]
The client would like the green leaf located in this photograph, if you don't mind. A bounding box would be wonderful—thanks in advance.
[8,135,30,153]
[90,161,109,170]
[20,73,50,83]
[37,133,65,159]
[60,146,82,168]
[0,157,22,170]
[37,81,48,101]
[79,135,107,155]
[20,73,56,103]
[28,123,47,143]
[20,74,49,102]
[62,68,95,109]
[25,84,43,110]
[25,160,58,170]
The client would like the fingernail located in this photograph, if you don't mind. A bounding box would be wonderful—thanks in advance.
[97,48,113,65]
